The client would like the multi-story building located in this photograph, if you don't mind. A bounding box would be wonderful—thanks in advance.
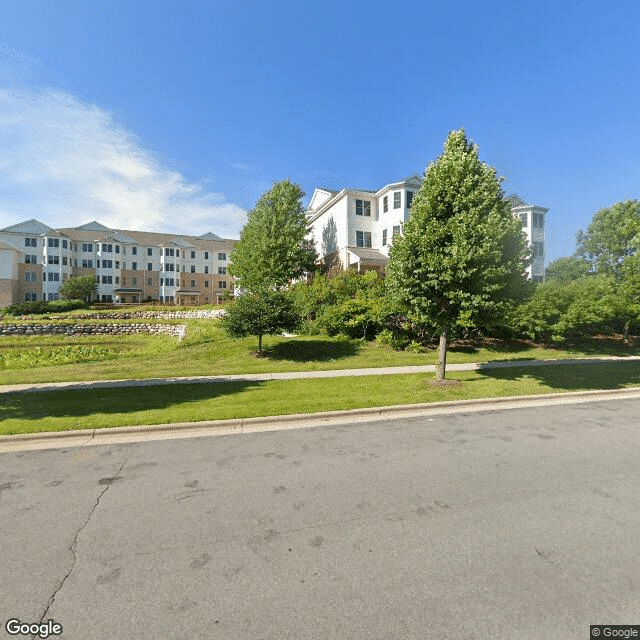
[0,219,237,307]
[306,176,547,281]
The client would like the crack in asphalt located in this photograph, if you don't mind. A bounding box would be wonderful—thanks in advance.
[34,452,132,635]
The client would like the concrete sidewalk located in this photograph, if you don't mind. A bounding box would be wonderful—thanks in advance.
[1,354,639,394]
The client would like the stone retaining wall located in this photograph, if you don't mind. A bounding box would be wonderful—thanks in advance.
[61,310,226,320]
[0,323,187,339]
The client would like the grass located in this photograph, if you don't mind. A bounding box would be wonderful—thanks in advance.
[0,317,639,384]
[1,361,640,435]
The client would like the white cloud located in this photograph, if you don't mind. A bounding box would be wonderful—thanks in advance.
[0,87,246,237]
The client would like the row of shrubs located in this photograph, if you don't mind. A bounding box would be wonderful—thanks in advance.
[1,299,89,318]
[286,270,637,346]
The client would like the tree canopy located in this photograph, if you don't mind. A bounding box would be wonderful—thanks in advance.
[228,179,318,293]
[58,274,97,302]
[386,129,529,379]
[545,256,591,282]
[576,200,640,278]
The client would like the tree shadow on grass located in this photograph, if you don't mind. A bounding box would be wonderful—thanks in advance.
[263,338,361,363]
[476,360,640,392]
[0,380,264,433]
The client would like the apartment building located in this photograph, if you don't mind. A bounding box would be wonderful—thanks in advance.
[0,219,237,307]
[306,176,547,281]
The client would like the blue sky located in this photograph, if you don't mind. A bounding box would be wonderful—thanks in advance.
[1,0,639,264]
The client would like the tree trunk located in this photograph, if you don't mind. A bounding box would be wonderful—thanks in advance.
[436,327,448,381]
[258,333,263,353]
[624,321,630,344]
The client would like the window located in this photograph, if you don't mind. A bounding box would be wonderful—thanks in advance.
[382,229,387,246]
[218,280,227,289]
[406,191,414,209]
[176,250,180,257]
[47,272,60,281]
[218,252,226,261]
[25,272,36,282]
[47,293,60,301]
[533,241,544,259]
[160,278,163,286]
[132,278,137,286]
[518,212,528,225]
[47,255,59,265]
[62,239,68,249]
[132,246,137,255]
[101,275,113,284]
[165,263,175,271]
[115,261,120,269]
[74,244,77,251]
[204,266,209,274]
[132,262,137,270]
[24,237,37,247]
[355,199,371,216]
[383,196,388,213]
[147,263,153,271]
[115,276,120,284]
[25,292,38,301]
[204,280,209,288]
[191,250,196,259]
[218,266,227,275]
[147,248,153,256]
[82,259,93,268]
[204,251,209,259]
[147,278,152,286]
[115,245,120,253]
[82,243,93,252]
[25,254,37,264]
[62,256,68,266]
[190,265,196,273]
[533,212,544,228]
[176,265,180,272]
[191,280,196,287]
[392,225,401,237]
[101,259,113,268]
[47,238,60,248]
[165,248,174,256]
[101,243,113,252]
[393,192,401,209]
[356,231,372,248]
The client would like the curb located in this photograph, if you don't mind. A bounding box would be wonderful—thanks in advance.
[2,386,640,452]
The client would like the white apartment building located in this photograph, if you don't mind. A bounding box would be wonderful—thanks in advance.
[0,219,236,308]
[306,177,547,281]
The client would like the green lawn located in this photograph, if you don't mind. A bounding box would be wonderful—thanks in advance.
[1,317,639,384]
[1,361,640,435]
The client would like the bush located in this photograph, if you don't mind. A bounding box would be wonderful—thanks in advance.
[2,299,88,317]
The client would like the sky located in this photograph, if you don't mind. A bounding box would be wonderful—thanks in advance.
[1,0,639,264]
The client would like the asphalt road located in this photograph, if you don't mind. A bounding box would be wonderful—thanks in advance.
[1,398,639,639]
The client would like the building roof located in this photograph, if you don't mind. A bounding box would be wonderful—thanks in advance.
[0,219,56,235]
[347,247,389,265]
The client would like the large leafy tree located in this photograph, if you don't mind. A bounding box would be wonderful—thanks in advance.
[576,200,640,277]
[221,290,298,353]
[228,179,318,293]
[386,129,529,380]
[545,256,591,283]
[58,274,97,302]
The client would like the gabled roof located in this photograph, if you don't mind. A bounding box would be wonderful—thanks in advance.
[107,230,137,244]
[506,194,528,207]
[74,221,112,232]
[347,247,389,265]
[197,231,223,241]
[0,218,55,234]
[168,237,196,248]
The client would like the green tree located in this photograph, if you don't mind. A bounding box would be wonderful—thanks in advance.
[221,290,298,353]
[58,274,97,302]
[576,200,640,277]
[386,129,529,380]
[228,180,318,293]
[545,256,591,282]
[616,254,640,340]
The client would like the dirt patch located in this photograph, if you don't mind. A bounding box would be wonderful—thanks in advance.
[427,379,463,387]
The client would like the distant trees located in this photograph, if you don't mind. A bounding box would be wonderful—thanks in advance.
[545,257,591,282]
[386,129,528,379]
[58,274,97,302]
